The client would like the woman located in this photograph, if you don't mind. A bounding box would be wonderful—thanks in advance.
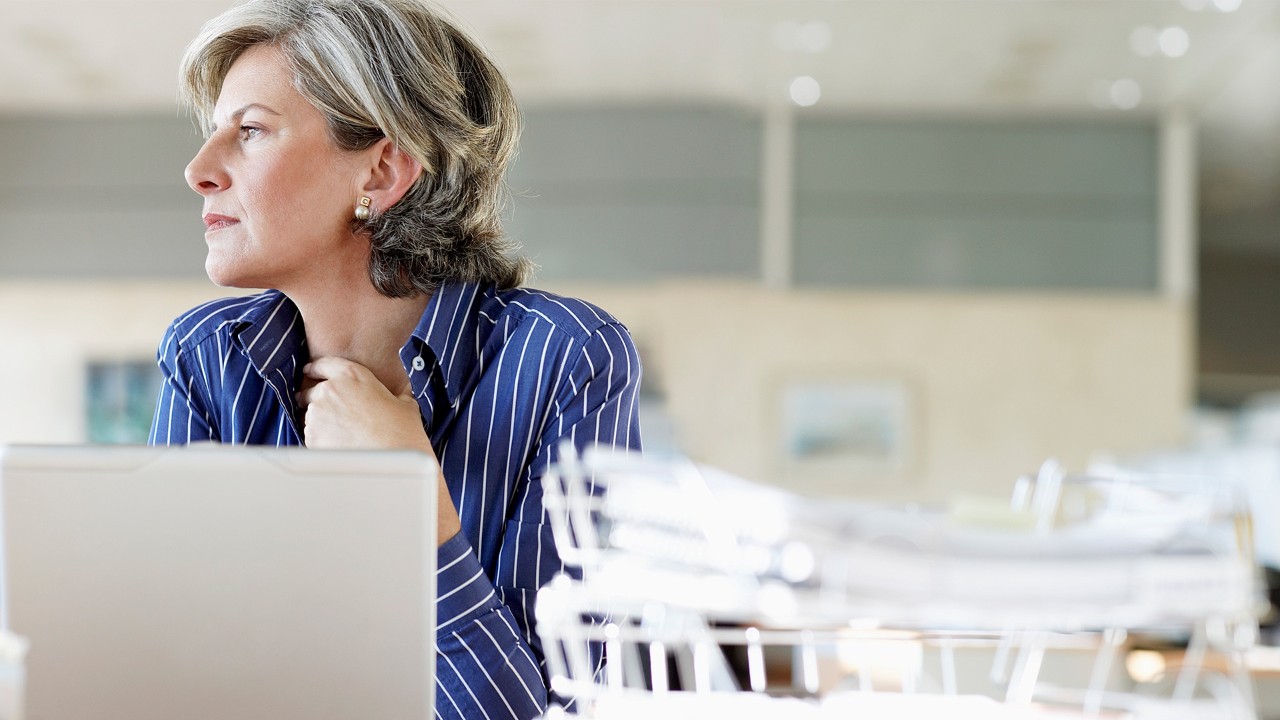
[148,0,642,717]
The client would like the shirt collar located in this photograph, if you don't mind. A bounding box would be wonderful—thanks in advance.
[230,290,307,374]
[409,280,483,406]
[227,284,485,404]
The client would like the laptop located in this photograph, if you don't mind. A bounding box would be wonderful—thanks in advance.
[0,444,437,720]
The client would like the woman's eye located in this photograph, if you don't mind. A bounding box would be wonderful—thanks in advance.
[238,125,262,140]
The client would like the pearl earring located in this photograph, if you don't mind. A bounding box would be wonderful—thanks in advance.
[354,196,372,221]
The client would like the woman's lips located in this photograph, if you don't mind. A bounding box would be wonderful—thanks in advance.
[203,214,239,231]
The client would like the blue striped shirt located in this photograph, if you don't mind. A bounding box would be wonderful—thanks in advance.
[149,281,643,719]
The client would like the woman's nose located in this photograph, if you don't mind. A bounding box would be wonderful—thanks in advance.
[184,138,228,196]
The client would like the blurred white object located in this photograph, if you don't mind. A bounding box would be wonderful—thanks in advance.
[0,631,28,720]
[1239,393,1280,445]
[1111,446,1280,569]
[538,448,1259,719]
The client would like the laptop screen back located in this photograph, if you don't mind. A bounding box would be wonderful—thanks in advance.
[0,444,436,720]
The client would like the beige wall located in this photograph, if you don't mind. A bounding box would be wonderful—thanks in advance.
[555,281,1193,503]
[0,281,235,444]
[0,280,1191,503]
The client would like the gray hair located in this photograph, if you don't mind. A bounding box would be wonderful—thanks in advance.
[180,0,532,296]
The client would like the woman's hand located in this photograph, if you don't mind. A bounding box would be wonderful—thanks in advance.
[299,356,462,545]
[297,356,428,451]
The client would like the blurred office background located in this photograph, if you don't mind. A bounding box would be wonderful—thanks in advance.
[0,0,1277,503]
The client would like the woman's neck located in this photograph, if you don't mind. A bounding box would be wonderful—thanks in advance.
[290,280,432,395]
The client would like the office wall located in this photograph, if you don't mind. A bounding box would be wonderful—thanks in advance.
[0,281,231,441]
[508,107,762,282]
[0,111,1159,292]
[0,109,1189,501]
[562,281,1189,502]
[0,280,1189,503]
[0,116,203,278]
[793,120,1159,290]
[0,109,764,282]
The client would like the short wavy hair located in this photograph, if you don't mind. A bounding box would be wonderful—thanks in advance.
[180,0,531,296]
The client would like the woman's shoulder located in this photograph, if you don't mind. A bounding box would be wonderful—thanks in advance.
[162,290,288,351]
[485,285,625,345]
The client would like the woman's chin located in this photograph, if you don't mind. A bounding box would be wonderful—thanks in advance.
[205,258,257,289]
[204,261,233,287]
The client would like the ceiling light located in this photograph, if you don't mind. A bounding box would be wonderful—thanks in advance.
[789,76,821,107]
[1212,0,1242,11]
[1109,79,1142,110]
[1158,26,1190,57]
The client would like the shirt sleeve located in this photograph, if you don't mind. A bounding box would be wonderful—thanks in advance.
[148,321,217,445]
[434,532,548,719]
[434,321,643,719]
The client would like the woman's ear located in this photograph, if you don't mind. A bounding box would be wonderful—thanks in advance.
[361,138,424,211]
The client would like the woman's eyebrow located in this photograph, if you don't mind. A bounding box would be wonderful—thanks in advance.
[210,103,282,132]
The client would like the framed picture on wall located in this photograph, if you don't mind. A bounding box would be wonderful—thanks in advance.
[775,374,917,485]
[86,359,163,444]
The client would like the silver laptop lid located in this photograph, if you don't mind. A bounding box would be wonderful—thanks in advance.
[0,444,436,720]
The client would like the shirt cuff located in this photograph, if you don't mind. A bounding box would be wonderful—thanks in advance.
[435,531,501,634]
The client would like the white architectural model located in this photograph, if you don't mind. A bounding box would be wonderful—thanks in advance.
[536,449,1260,719]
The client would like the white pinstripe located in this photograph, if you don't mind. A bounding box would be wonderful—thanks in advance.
[437,650,494,720]
[438,587,498,631]
[481,613,541,706]
[437,567,487,604]
[452,633,519,718]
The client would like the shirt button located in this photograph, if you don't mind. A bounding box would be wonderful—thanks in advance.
[412,356,426,372]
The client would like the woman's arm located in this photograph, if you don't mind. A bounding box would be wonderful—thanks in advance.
[464,321,643,715]
[295,322,642,719]
[149,322,217,445]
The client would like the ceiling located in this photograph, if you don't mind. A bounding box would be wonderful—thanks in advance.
[4,0,1280,251]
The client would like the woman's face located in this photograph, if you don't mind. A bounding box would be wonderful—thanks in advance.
[184,44,370,292]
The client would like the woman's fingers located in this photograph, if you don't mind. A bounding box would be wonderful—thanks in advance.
[297,355,430,452]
